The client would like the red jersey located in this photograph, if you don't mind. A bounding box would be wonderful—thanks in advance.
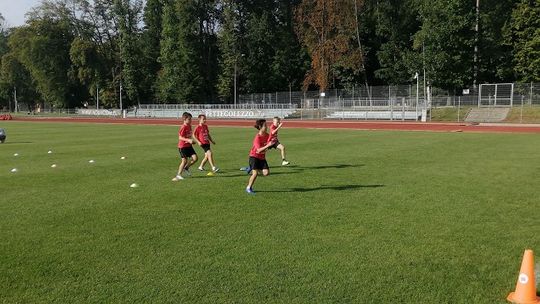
[178,124,192,148]
[249,132,270,160]
[268,124,279,144]
[193,124,210,145]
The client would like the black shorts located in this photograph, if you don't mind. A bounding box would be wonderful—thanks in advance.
[249,156,269,171]
[200,144,211,152]
[269,140,280,149]
[179,147,196,158]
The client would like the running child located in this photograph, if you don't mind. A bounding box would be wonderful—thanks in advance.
[172,112,198,181]
[268,116,290,165]
[246,119,274,194]
[194,114,219,173]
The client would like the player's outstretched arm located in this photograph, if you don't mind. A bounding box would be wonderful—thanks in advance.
[271,123,283,134]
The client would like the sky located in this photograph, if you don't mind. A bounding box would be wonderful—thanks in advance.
[0,0,41,27]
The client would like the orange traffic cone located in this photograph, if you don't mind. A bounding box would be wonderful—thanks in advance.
[507,249,540,304]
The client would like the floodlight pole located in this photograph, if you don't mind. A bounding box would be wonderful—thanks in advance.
[474,0,480,88]
[414,73,419,121]
[120,82,123,113]
[423,42,427,111]
[233,54,245,107]
[234,59,237,107]
[119,32,123,115]
[14,86,18,113]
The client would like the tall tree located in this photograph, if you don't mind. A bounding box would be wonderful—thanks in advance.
[141,0,164,101]
[217,0,242,101]
[31,0,123,107]
[158,0,218,103]
[476,0,515,83]
[295,0,365,91]
[115,0,144,106]
[244,10,278,92]
[0,13,10,107]
[8,18,82,107]
[0,53,40,110]
[413,0,475,91]
[69,37,105,105]
[271,0,310,92]
[505,0,540,82]
[194,0,219,102]
[371,0,420,85]
[0,13,7,56]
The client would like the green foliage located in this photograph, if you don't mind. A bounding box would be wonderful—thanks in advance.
[372,0,419,85]
[115,0,145,106]
[69,38,103,102]
[141,0,165,102]
[158,0,218,103]
[8,19,80,108]
[158,0,200,103]
[216,0,239,101]
[477,0,514,82]
[414,0,475,90]
[217,0,308,100]
[0,0,538,106]
[0,53,39,108]
[0,14,10,107]
[271,0,311,91]
[0,14,7,56]
[506,0,540,82]
[244,12,276,92]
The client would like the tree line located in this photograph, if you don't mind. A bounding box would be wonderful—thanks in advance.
[0,0,538,109]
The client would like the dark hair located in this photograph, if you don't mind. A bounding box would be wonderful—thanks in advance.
[254,119,266,130]
[198,114,206,119]
[182,112,192,120]
[273,116,280,120]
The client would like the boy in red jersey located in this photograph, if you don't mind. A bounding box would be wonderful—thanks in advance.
[268,117,289,165]
[246,119,274,194]
[172,112,198,181]
[194,114,219,173]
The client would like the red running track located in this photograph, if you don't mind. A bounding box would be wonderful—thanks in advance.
[12,117,540,134]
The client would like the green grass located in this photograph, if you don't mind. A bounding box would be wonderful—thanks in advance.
[1,121,540,303]
[505,106,540,124]
[430,106,473,122]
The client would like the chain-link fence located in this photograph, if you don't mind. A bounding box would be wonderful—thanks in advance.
[239,82,540,107]
[5,82,540,123]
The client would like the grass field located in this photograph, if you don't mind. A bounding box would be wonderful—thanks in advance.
[505,106,540,124]
[1,121,539,303]
[430,106,473,122]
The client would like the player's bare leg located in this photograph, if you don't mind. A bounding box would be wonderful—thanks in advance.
[173,158,188,181]
[183,154,198,176]
[206,150,219,172]
[199,154,208,171]
[246,170,258,193]
[277,144,289,165]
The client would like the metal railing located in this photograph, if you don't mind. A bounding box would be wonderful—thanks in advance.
[5,82,539,123]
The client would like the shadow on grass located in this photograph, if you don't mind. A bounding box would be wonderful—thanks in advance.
[287,164,365,170]
[257,184,384,193]
[2,141,33,144]
[193,163,365,178]
[215,171,296,178]
[233,163,363,175]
